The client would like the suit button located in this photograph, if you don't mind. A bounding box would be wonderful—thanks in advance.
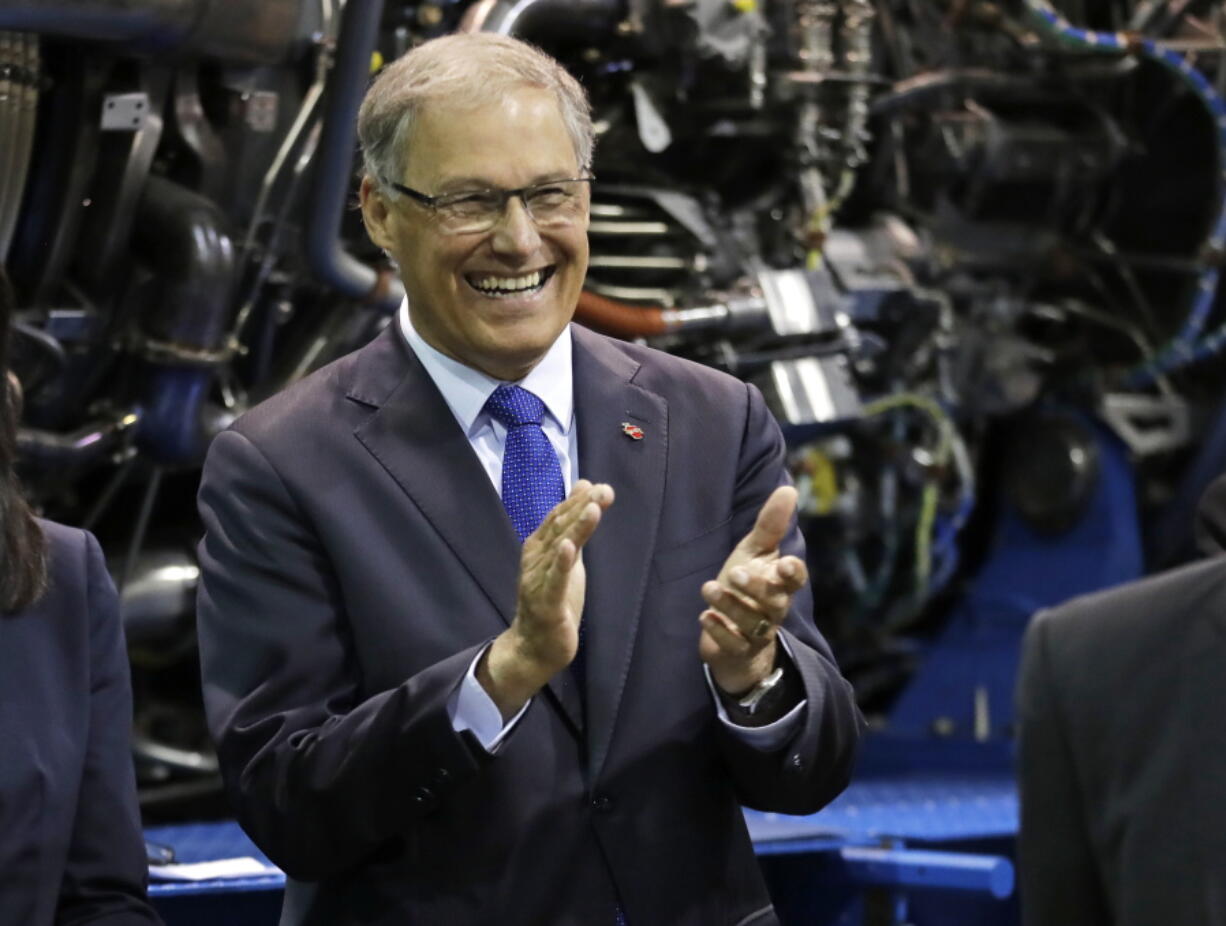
[432,768,451,785]
[790,754,804,771]
[591,794,613,813]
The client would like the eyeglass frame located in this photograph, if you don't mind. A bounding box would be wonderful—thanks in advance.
[381,176,595,231]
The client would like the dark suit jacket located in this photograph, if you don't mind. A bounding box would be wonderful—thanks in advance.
[0,520,160,926]
[1017,518,1226,925]
[197,323,861,926]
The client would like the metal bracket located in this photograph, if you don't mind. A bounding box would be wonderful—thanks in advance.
[1100,392,1192,457]
[101,92,150,131]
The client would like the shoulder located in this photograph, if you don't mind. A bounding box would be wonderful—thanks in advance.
[6,521,112,666]
[573,326,755,415]
[581,327,744,388]
[1029,555,1226,671]
[224,326,409,449]
[37,519,101,598]
[572,328,782,470]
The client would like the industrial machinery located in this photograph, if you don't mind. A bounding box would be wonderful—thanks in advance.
[0,0,1222,915]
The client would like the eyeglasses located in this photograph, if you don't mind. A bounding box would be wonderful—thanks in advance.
[383,177,593,235]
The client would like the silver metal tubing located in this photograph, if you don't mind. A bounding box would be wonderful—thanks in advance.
[461,0,623,42]
[588,220,674,236]
[588,255,690,270]
[17,410,140,468]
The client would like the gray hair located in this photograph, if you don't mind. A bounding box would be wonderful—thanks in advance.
[358,33,594,190]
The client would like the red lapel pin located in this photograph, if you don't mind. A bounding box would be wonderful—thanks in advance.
[621,422,644,441]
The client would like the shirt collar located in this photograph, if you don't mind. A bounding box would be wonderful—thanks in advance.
[397,298,573,436]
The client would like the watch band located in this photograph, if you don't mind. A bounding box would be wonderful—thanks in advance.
[736,666,785,715]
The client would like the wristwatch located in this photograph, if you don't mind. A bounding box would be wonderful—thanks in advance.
[736,666,785,715]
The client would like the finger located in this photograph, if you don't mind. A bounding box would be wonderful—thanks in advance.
[552,483,614,551]
[523,486,588,555]
[522,488,611,593]
[560,500,605,557]
[529,480,594,546]
[773,556,808,594]
[738,485,798,557]
[524,501,593,580]
[698,610,752,656]
[546,482,614,542]
[701,580,781,638]
[534,537,578,610]
[527,481,601,551]
[726,565,792,615]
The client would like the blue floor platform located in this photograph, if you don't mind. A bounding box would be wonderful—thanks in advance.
[146,773,1019,925]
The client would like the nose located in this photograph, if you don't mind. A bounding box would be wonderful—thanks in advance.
[489,194,542,259]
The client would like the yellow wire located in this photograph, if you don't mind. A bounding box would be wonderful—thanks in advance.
[861,394,954,595]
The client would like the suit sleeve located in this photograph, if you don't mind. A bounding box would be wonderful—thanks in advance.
[1016,609,1111,926]
[714,383,863,814]
[56,533,161,926]
[197,428,490,881]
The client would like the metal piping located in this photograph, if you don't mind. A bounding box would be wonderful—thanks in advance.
[17,410,140,469]
[305,0,403,311]
[576,291,672,338]
[0,32,37,263]
[231,0,335,341]
[575,290,746,339]
[461,0,624,42]
[8,35,39,259]
[131,177,236,463]
[118,549,200,644]
[0,33,17,262]
[134,176,235,352]
[0,0,304,64]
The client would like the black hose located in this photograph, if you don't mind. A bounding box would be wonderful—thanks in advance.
[133,176,235,352]
[130,177,235,464]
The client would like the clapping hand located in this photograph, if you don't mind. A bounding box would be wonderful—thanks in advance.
[479,480,614,719]
[698,486,808,695]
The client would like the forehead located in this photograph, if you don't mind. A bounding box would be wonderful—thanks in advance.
[403,86,578,189]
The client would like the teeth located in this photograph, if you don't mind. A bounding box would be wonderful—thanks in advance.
[471,270,543,293]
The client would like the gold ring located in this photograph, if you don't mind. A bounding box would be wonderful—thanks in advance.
[751,618,772,639]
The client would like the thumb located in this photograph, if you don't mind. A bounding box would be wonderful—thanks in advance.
[739,486,798,556]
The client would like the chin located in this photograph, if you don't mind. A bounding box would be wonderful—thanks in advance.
[472,327,561,376]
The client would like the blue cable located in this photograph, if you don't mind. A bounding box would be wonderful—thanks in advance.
[1024,1,1226,384]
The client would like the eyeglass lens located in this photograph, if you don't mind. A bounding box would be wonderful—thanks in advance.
[435,180,589,234]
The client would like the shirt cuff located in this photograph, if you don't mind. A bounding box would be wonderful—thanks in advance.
[704,635,807,751]
[447,644,532,754]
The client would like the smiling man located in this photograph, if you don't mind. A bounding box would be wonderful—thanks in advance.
[196,33,860,926]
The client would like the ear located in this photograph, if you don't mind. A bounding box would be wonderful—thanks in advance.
[359,175,396,251]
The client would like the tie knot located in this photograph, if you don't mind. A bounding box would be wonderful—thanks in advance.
[485,384,546,428]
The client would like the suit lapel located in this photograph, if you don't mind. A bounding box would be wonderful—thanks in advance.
[572,326,668,779]
[347,328,584,732]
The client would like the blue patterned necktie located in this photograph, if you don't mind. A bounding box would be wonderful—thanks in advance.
[484,384,624,926]
[484,384,565,542]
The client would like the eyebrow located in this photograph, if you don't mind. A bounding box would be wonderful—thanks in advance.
[431,172,579,193]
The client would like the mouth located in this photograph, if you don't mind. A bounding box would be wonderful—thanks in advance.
[464,266,556,299]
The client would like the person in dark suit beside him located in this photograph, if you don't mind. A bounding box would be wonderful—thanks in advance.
[0,268,161,926]
[1017,475,1226,925]
[197,32,861,926]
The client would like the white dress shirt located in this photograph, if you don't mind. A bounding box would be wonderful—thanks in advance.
[397,300,804,753]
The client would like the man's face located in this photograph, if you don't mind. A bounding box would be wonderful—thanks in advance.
[362,86,589,382]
